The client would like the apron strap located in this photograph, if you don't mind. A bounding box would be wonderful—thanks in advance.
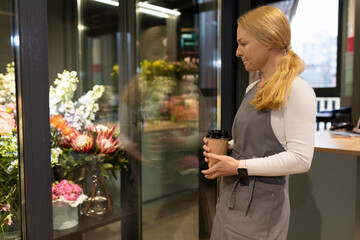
[229,177,256,216]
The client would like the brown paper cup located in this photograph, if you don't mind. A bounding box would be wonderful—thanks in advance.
[206,130,229,168]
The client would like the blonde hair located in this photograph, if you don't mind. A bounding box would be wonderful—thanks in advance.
[237,6,305,111]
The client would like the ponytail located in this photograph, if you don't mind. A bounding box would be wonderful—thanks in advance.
[251,48,305,111]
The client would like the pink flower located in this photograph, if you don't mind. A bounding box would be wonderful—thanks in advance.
[69,193,78,201]
[0,204,11,212]
[5,218,13,226]
[52,180,83,202]
[0,118,12,133]
[0,105,6,113]
[6,103,16,111]
[0,111,15,129]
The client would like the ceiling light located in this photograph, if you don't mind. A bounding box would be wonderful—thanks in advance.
[139,2,180,16]
[92,0,119,7]
[139,8,169,18]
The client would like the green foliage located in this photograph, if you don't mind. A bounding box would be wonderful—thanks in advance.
[0,132,19,233]
[56,146,127,184]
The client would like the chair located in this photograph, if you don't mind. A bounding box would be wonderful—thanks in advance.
[316,106,352,131]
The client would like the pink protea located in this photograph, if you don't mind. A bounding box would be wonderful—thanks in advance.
[96,125,121,154]
[88,124,109,134]
[71,132,94,152]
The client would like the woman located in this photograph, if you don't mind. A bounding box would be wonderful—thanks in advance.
[202,6,316,240]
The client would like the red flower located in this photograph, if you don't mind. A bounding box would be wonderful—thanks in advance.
[96,125,121,154]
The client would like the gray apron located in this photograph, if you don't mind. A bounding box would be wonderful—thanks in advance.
[210,84,289,240]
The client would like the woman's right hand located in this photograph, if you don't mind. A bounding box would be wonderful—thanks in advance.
[203,137,210,163]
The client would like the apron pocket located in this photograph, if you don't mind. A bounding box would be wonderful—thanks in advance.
[225,226,258,240]
[225,181,282,240]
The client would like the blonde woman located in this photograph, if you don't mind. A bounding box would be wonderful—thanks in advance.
[202,6,317,240]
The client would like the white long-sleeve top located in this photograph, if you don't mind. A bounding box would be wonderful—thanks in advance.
[232,76,317,176]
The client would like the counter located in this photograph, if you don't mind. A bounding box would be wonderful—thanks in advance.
[314,130,360,156]
[288,131,360,240]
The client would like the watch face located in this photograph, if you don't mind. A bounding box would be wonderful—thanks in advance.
[237,168,248,179]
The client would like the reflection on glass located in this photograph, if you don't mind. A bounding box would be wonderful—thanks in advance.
[0,1,20,239]
[48,0,220,238]
[138,1,219,239]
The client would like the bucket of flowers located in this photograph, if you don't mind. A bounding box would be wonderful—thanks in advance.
[52,180,87,230]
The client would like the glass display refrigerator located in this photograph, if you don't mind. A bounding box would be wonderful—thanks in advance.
[0,0,239,239]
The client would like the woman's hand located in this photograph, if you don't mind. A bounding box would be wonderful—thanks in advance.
[202,137,233,164]
[201,152,239,179]
[203,137,210,161]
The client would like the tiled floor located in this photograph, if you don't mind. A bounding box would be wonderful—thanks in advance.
[143,191,198,240]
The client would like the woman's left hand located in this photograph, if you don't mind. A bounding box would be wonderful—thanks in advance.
[201,152,239,179]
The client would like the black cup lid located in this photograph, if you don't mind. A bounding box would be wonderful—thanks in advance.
[207,130,229,139]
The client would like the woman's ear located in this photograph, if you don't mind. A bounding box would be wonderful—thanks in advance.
[265,37,275,50]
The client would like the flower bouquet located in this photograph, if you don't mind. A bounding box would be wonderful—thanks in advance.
[160,95,199,124]
[51,115,127,216]
[52,180,87,230]
[139,58,198,82]
[48,68,128,216]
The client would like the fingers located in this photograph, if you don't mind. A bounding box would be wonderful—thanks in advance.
[203,137,210,152]
[203,151,222,164]
[204,152,220,161]
[203,144,210,152]
[201,156,238,179]
[201,168,217,179]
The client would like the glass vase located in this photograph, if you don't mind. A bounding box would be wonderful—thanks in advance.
[1,219,21,240]
[80,163,113,216]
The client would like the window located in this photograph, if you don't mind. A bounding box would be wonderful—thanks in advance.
[291,0,341,97]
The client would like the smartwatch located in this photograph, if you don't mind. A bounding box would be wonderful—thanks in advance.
[237,167,248,179]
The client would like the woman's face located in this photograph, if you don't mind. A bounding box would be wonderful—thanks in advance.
[236,25,270,72]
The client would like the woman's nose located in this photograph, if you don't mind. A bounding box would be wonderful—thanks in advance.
[236,47,242,58]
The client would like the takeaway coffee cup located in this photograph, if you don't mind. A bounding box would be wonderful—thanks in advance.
[206,130,229,168]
